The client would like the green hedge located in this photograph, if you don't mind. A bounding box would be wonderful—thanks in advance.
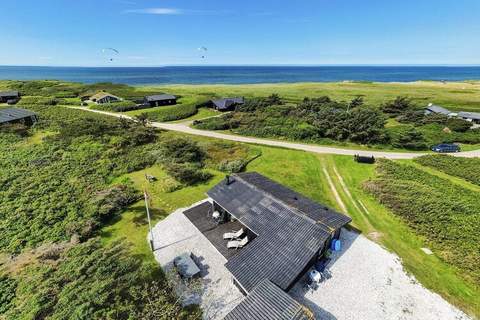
[144,104,197,122]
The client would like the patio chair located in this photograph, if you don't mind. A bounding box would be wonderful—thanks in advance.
[223,228,244,240]
[227,236,249,249]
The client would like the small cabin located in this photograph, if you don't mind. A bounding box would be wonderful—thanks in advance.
[0,91,20,104]
[0,108,38,126]
[458,112,480,124]
[144,94,177,107]
[90,92,122,104]
[211,97,244,111]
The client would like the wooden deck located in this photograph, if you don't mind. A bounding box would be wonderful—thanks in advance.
[183,202,245,260]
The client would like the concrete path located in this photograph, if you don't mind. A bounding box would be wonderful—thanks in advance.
[68,107,480,160]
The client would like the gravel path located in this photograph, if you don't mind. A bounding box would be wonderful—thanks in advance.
[150,200,243,320]
[67,107,480,160]
[290,229,471,320]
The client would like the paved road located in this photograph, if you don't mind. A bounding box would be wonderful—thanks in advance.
[69,107,480,160]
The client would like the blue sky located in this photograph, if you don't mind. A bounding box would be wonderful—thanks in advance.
[1,0,479,66]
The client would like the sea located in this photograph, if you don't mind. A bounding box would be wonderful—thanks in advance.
[1,66,480,85]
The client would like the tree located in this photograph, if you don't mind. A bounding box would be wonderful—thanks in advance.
[391,127,428,150]
[349,96,364,109]
[381,96,415,117]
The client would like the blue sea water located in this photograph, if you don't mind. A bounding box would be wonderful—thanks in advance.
[0,66,480,85]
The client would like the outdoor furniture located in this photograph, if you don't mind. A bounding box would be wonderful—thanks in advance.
[212,210,221,220]
[173,252,201,279]
[145,174,157,183]
[223,228,245,240]
[309,269,322,284]
[227,236,249,249]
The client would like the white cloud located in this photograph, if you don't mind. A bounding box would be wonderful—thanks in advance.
[123,8,232,16]
[123,8,182,15]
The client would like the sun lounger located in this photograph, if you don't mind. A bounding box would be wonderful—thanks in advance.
[227,236,249,249]
[223,228,244,240]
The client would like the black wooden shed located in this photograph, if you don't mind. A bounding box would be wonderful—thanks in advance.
[0,108,38,126]
[144,94,177,107]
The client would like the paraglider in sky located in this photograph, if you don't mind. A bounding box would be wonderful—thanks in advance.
[102,48,119,62]
[198,46,207,59]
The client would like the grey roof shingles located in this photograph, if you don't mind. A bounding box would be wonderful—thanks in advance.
[458,111,480,120]
[207,172,350,293]
[224,279,310,320]
[425,104,451,115]
[0,91,19,98]
[145,94,176,102]
[0,108,37,124]
[212,97,244,110]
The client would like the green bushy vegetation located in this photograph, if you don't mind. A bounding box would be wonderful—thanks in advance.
[364,160,480,285]
[90,100,141,112]
[195,94,480,150]
[142,104,198,122]
[1,239,200,320]
[415,155,480,186]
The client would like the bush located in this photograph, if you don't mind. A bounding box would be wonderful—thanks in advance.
[390,126,428,150]
[144,104,197,122]
[17,96,59,106]
[158,138,206,165]
[91,100,139,112]
[164,163,212,185]
[381,96,415,117]
[446,118,473,132]
[218,159,247,173]
[194,114,239,130]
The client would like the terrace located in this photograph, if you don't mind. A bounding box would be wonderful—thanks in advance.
[183,201,255,260]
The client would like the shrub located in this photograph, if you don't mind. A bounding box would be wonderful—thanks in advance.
[381,96,415,117]
[144,104,197,122]
[17,96,59,106]
[158,138,206,165]
[390,126,428,150]
[164,163,212,185]
[218,159,247,173]
[446,118,473,132]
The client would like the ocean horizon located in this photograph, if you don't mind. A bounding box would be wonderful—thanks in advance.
[1,65,480,85]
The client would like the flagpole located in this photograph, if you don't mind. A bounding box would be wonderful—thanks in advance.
[144,190,154,251]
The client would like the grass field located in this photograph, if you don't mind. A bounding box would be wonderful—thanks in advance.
[101,135,479,318]
[143,81,480,112]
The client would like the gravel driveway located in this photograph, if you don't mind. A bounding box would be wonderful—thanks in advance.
[290,229,471,320]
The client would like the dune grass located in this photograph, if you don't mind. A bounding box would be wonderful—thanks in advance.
[143,81,480,112]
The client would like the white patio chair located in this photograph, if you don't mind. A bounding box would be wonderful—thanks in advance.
[227,236,249,249]
[223,228,244,240]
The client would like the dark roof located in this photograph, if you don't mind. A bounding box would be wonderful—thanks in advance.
[425,104,451,115]
[0,108,37,124]
[238,172,351,230]
[145,94,176,102]
[212,97,244,110]
[207,172,350,292]
[458,111,480,120]
[224,279,310,320]
[0,91,19,98]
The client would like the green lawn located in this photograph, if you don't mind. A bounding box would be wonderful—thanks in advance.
[171,107,220,123]
[100,138,479,317]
